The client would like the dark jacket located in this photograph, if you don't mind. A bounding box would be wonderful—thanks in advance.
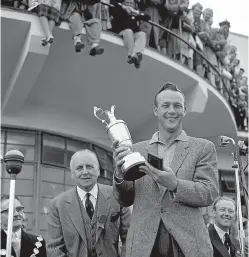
[208,224,241,257]
[1,229,47,257]
[110,4,141,34]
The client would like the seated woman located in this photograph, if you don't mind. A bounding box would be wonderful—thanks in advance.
[28,0,62,46]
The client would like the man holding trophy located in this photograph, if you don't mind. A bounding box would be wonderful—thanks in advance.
[94,82,219,257]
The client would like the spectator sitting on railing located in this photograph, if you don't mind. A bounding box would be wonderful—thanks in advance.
[60,0,104,55]
[1,0,27,10]
[28,0,62,46]
[137,0,163,50]
[109,0,150,69]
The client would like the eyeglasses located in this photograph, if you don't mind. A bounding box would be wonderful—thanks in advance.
[1,206,24,215]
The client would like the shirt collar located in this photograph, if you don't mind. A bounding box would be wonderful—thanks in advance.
[4,228,21,239]
[149,130,188,145]
[77,184,98,202]
[214,224,229,241]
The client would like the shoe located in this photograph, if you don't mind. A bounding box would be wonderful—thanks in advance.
[75,41,85,53]
[47,36,54,44]
[127,55,133,64]
[132,52,143,69]
[89,46,104,56]
[41,38,47,46]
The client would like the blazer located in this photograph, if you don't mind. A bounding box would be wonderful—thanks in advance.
[46,184,131,257]
[208,224,241,257]
[1,229,47,257]
[113,135,219,257]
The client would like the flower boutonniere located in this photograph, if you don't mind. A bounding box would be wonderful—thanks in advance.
[98,215,107,229]
[235,250,241,257]
[30,236,44,257]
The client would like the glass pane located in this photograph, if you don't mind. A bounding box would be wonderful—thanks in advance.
[7,130,35,146]
[3,179,34,196]
[65,170,76,186]
[6,144,35,162]
[41,182,64,198]
[41,166,65,184]
[1,130,5,143]
[40,197,53,214]
[42,134,65,166]
[94,145,107,159]
[1,144,4,160]
[4,164,34,179]
[43,134,65,149]
[18,196,34,212]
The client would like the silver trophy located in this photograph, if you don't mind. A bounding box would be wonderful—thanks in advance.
[94,105,146,181]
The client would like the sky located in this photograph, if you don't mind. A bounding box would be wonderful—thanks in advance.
[189,0,249,36]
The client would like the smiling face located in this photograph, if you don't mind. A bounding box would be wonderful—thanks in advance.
[154,90,186,134]
[1,199,24,231]
[71,150,100,192]
[213,199,236,231]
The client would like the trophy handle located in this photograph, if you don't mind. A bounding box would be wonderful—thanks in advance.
[94,106,108,126]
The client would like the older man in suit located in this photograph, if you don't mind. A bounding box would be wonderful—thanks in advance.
[1,194,47,257]
[46,149,131,257]
[113,82,219,257]
[208,196,241,257]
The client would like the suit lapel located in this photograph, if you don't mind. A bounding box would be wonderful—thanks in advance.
[209,225,231,257]
[170,140,189,176]
[161,140,189,199]
[95,184,111,243]
[67,187,87,245]
[1,229,17,257]
[20,230,33,257]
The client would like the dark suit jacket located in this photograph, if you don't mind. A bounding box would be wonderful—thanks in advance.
[46,184,131,257]
[114,135,219,257]
[208,224,241,257]
[1,229,47,257]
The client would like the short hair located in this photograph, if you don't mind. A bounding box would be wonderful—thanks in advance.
[213,196,236,211]
[154,82,186,107]
[70,149,100,171]
[240,68,245,73]
[219,20,231,28]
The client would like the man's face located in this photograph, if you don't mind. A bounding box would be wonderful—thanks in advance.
[239,70,244,76]
[193,6,202,19]
[154,90,186,133]
[213,200,236,231]
[220,25,230,35]
[124,0,134,7]
[71,151,100,192]
[1,199,24,231]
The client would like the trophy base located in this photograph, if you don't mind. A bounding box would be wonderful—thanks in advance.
[121,152,146,181]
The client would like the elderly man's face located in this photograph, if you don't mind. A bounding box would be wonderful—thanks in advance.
[213,200,236,231]
[193,6,202,19]
[124,0,134,7]
[71,151,100,192]
[1,199,24,231]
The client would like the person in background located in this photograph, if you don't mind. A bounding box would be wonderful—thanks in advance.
[1,194,47,257]
[110,0,150,69]
[208,196,240,257]
[60,0,105,55]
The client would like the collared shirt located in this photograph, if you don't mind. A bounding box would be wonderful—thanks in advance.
[4,229,22,257]
[77,184,98,210]
[149,130,188,169]
[214,224,229,244]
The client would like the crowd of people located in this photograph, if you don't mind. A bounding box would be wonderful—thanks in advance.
[1,83,248,257]
[1,0,248,130]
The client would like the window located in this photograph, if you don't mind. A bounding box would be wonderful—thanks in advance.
[42,134,65,167]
